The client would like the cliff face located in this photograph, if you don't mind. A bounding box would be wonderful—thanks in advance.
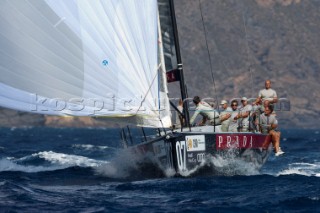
[0,0,319,128]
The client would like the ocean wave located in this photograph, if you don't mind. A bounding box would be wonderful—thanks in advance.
[36,151,107,167]
[72,144,111,151]
[0,158,65,173]
[0,151,108,173]
[277,162,320,177]
[309,196,320,201]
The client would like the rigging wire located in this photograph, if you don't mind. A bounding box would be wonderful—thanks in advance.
[242,13,255,98]
[134,64,161,115]
[134,64,167,130]
[198,0,219,106]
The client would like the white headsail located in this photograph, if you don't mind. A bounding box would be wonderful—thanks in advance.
[0,0,171,127]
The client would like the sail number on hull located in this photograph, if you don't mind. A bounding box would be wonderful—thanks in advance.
[175,135,206,172]
[176,141,186,171]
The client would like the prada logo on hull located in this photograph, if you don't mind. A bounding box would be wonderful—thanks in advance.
[216,134,267,149]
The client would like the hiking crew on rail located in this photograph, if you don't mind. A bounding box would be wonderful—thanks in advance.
[186,80,284,156]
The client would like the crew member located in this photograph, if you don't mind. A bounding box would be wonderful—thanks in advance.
[219,100,231,132]
[228,100,239,132]
[190,96,220,126]
[234,97,252,132]
[254,80,278,112]
[258,105,284,156]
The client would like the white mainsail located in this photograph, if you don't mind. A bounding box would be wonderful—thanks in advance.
[0,0,171,127]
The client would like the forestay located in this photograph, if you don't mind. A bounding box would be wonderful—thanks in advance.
[0,0,171,127]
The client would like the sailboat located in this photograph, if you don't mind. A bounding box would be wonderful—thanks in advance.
[0,0,271,176]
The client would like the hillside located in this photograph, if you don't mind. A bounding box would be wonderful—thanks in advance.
[1,0,319,128]
[172,0,320,128]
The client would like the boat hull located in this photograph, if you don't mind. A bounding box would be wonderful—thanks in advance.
[132,131,272,177]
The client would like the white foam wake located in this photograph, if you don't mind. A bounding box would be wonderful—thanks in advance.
[95,148,175,179]
[207,154,261,176]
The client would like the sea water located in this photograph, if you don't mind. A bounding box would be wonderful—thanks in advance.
[0,127,319,212]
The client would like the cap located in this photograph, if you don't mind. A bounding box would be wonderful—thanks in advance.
[241,97,248,101]
[220,100,227,105]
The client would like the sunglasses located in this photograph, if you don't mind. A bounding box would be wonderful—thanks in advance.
[232,104,238,106]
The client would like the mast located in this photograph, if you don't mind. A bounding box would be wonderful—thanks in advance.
[168,0,190,127]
